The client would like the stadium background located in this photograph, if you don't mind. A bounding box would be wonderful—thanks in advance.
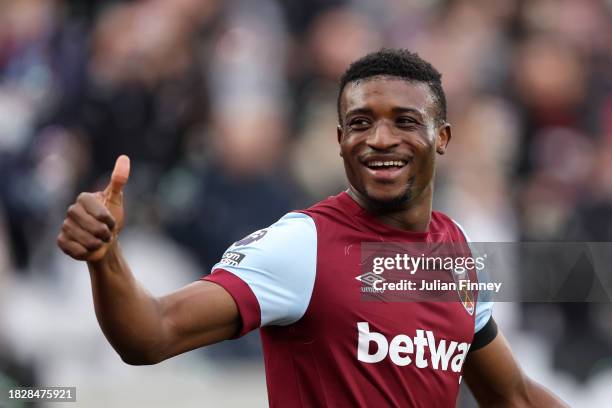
[0,0,611,406]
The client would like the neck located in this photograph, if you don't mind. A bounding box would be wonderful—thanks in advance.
[347,184,433,232]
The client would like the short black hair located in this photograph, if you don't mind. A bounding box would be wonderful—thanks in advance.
[337,48,447,125]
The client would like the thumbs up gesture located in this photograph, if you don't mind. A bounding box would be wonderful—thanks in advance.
[58,155,131,262]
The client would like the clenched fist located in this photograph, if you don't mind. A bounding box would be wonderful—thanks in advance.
[57,155,130,262]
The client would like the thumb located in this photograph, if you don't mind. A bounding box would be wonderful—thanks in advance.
[104,155,130,205]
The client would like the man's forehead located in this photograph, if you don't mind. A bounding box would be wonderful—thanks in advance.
[341,77,435,116]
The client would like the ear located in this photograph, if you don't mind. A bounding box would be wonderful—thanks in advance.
[337,125,344,157]
[436,123,452,155]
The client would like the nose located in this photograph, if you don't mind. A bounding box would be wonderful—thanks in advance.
[367,121,399,151]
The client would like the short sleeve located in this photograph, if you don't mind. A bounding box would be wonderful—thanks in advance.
[452,220,494,334]
[202,212,317,336]
[474,292,493,333]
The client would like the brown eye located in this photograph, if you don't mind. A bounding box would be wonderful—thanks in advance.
[349,118,371,130]
[396,117,418,129]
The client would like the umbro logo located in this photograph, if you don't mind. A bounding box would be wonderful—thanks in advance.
[356,271,386,287]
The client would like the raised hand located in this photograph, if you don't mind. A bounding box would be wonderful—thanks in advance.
[57,155,131,262]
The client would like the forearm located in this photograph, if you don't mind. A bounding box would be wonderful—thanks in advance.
[473,375,567,408]
[88,241,166,364]
[466,332,568,408]
[518,377,568,408]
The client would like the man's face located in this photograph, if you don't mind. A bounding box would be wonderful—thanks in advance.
[337,77,450,209]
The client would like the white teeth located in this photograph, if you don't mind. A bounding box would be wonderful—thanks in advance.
[367,160,406,168]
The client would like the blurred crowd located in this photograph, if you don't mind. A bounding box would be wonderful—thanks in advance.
[0,0,611,406]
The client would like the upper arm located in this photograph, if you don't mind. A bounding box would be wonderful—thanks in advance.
[202,212,317,335]
[151,212,317,362]
[153,280,241,362]
[464,330,528,406]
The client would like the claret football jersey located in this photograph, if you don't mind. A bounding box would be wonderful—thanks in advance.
[203,192,494,407]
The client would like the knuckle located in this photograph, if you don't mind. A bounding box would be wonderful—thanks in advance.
[92,209,106,220]
[87,238,103,250]
[84,230,103,245]
[76,192,90,202]
[100,214,115,229]
[63,230,78,244]
[67,204,78,218]
[96,225,110,238]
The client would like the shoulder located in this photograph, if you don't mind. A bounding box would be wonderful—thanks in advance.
[299,193,346,216]
[216,212,317,272]
[297,192,361,232]
[431,211,469,242]
[231,211,315,249]
[208,211,319,329]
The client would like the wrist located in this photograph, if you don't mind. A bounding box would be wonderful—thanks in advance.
[88,240,121,269]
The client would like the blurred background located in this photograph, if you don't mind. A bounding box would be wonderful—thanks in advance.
[0,0,611,406]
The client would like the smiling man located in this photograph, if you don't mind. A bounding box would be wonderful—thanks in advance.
[57,49,566,407]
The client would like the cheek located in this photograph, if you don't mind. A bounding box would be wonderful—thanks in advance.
[340,144,365,180]
[414,129,436,149]
[413,132,437,162]
[340,138,360,163]
[339,141,350,158]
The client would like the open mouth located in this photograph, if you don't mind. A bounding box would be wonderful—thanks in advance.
[365,160,407,169]
[363,159,410,181]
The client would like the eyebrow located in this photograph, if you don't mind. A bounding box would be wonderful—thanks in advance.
[392,107,424,118]
[345,106,425,118]
[345,107,374,118]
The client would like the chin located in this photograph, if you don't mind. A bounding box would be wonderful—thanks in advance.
[364,187,412,212]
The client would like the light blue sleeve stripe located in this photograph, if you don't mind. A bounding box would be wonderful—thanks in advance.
[452,220,493,333]
[212,212,317,327]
